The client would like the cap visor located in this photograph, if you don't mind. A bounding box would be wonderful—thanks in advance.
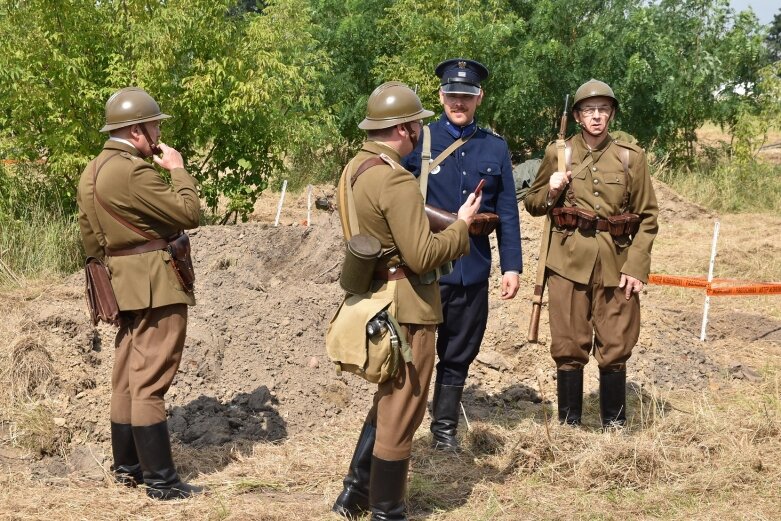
[441,83,481,96]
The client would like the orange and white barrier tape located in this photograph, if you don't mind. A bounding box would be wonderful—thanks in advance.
[647,221,779,341]
[648,274,781,296]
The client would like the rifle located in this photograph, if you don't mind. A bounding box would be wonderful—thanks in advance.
[527,94,569,342]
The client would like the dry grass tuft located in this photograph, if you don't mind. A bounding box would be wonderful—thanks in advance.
[1,333,55,402]
[5,401,64,456]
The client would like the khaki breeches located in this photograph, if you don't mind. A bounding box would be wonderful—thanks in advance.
[111,304,188,426]
[366,324,436,461]
[547,255,640,371]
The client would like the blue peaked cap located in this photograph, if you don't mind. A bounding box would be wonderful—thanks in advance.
[435,58,489,95]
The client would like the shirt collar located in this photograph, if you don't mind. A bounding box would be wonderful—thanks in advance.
[362,140,402,163]
[441,113,477,139]
[108,136,137,150]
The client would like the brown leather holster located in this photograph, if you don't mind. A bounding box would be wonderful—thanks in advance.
[424,205,499,236]
[166,233,195,293]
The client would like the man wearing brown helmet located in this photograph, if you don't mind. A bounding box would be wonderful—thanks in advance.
[77,87,202,499]
[331,82,481,520]
[524,79,658,429]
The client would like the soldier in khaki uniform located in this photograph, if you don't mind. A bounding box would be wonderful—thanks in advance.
[524,79,658,428]
[331,82,481,521]
[77,87,202,498]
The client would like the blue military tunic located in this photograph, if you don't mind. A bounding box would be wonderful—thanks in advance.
[403,114,522,285]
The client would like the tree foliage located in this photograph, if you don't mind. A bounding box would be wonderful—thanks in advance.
[0,0,774,222]
[0,0,338,221]
[767,9,781,62]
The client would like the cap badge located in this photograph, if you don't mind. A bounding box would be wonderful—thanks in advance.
[458,61,467,69]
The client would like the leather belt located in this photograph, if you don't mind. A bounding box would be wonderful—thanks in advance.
[374,265,415,281]
[105,238,169,257]
[595,219,610,232]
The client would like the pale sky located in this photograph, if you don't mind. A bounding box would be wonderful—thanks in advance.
[730,0,777,25]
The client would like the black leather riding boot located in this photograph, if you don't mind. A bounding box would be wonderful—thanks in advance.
[369,456,409,521]
[599,369,627,428]
[132,422,204,500]
[557,369,583,425]
[332,422,376,519]
[430,384,463,451]
[110,422,143,486]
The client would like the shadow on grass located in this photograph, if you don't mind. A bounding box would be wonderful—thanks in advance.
[408,379,674,517]
[167,385,287,476]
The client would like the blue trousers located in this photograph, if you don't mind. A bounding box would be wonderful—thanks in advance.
[435,281,489,386]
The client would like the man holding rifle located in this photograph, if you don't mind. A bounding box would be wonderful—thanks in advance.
[524,79,658,428]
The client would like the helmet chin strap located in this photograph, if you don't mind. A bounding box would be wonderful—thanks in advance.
[403,122,419,149]
[139,123,162,157]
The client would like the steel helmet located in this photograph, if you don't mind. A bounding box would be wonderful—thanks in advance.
[100,87,171,132]
[573,79,618,110]
[358,82,434,130]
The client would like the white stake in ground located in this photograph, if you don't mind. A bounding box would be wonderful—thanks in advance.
[306,184,312,227]
[700,220,720,341]
[273,179,288,227]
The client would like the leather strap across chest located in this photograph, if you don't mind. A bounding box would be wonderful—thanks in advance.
[418,126,474,202]
[92,152,172,256]
[564,140,631,212]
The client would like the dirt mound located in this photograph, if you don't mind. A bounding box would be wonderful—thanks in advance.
[1,179,779,481]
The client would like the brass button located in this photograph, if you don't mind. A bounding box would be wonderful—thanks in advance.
[594,191,599,197]
[593,179,599,184]
[462,190,468,195]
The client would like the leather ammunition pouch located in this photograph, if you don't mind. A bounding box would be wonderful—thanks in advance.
[340,234,382,295]
[84,257,120,327]
[607,213,640,237]
[552,207,640,239]
[552,206,597,230]
[167,233,195,293]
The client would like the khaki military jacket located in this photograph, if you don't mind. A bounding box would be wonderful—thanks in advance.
[77,140,201,311]
[337,140,470,324]
[524,133,658,286]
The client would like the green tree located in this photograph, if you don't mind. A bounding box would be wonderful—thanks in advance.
[767,9,781,62]
[0,0,338,221]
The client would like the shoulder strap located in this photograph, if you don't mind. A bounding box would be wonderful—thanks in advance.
[620,146,630,211]
[92,152,155,240]
[338,155,391,240]
[418,126,432,202]
[351,157,386,187]
[417,128,474,202]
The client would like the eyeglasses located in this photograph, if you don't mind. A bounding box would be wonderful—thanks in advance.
[579,105,613,116]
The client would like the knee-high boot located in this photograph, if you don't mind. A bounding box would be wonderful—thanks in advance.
[430,384,463,451]
[369,456,409,521]
[132,422,204,500]
[557,369,583,425]
[332,422,376,519]
[110,422,143,486]
[599,369,627,428]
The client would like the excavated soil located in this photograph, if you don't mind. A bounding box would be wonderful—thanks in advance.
[1,179,780,480]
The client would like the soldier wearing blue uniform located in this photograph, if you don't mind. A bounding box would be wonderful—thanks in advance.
[403,58,522,451]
